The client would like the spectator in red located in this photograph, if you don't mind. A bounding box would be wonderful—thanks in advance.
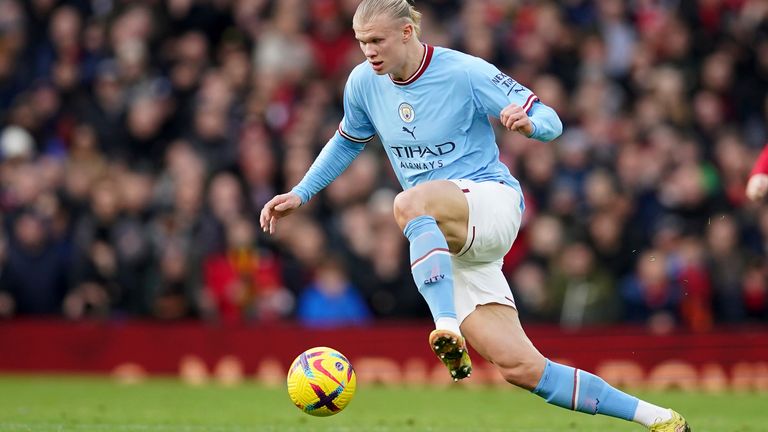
[746,145,768,202]
[202,217,291,324]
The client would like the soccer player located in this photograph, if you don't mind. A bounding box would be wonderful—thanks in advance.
[746,145,768,202]
[260,1,690,430]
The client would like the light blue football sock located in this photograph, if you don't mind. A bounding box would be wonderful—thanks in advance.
[404,216,456,322]
[533,359,639,420]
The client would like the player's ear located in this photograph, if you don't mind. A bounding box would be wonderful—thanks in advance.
[402,22,413,43]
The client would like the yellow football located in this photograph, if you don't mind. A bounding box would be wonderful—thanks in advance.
[286,347,357,417]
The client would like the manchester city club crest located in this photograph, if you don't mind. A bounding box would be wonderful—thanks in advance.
[398,102,415,123]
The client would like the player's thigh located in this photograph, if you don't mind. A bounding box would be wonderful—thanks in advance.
[452,258,516,324]
[393,180,468,253]
[460,303,546,389]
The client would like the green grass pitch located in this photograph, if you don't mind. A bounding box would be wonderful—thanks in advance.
[0,375,766,431]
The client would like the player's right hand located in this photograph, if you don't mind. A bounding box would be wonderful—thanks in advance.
[746,173,768,202]
[259,192,302,234]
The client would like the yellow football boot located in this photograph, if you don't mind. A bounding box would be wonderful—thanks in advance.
[428,329,472,381]
[649,410,691,432]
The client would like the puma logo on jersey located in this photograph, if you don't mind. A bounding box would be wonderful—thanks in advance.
[402,126,416,140]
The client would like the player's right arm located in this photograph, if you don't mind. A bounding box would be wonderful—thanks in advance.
[260,67,376,234]
[746,144,768,202]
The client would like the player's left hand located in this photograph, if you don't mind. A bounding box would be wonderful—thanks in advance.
[500,103,534,137]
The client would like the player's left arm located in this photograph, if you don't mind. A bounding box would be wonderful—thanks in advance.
[468,58,562,142]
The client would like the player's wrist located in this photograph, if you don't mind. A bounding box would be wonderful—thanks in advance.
[289,187,310,206]
[526,120,537,138]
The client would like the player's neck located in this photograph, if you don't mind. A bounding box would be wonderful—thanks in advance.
[391,41,424,82]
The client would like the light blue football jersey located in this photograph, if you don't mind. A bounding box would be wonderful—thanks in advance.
[337,44,559,194]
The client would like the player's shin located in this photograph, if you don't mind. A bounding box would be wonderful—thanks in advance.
[404,215,460,335]
[532,359,640,421]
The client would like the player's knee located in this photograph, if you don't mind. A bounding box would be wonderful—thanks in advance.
[393,190,429,229]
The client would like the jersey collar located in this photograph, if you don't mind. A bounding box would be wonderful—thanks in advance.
[390,44,434,86]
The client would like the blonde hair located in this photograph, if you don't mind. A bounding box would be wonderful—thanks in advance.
[353,0,423,37]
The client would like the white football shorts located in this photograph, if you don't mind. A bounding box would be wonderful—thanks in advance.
[448,179,523,324]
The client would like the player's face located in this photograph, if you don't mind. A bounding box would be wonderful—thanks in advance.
[354,15,407,76]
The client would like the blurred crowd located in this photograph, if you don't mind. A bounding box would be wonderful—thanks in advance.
[0,0,767,332]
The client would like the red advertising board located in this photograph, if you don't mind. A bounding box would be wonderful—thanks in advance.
[1,320,767,390]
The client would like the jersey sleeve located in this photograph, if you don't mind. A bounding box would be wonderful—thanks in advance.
[338,69,376,143]
[467,58,539,117]
[290,132,365,204]
[467,58,562,142]
[751,145,768,177]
